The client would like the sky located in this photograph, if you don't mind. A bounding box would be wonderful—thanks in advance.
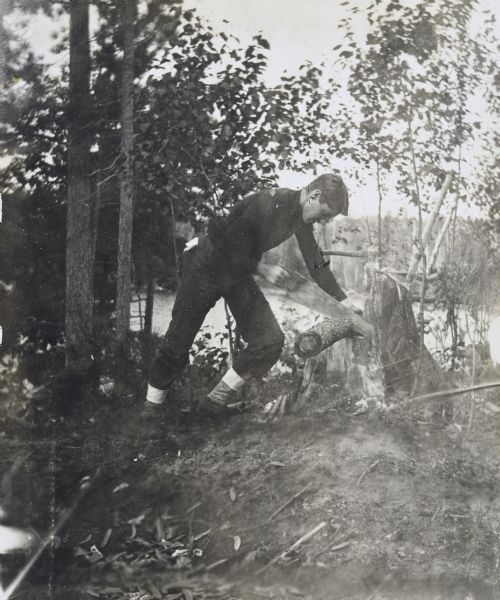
[5,0,498,218]
[189,0,369,86]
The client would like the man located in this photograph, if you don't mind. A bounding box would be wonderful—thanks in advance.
[141,173,356,427]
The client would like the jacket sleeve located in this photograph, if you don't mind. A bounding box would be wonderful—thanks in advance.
[295,222,347,302]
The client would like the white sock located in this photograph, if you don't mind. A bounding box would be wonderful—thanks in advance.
[221,368,246,391]
[146,384,167,405]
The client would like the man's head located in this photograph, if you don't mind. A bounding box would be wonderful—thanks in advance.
[300,173,349,224]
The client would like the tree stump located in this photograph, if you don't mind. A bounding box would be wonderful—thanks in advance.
[288,273,385,407]
[261,237,447,408]
[294,262,447,406]
[363,266,446,395]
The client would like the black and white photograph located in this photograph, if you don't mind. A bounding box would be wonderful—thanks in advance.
[0,0,499,598]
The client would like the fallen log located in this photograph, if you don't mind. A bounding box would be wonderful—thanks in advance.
[277,269,372,338]
[294,315,360,359]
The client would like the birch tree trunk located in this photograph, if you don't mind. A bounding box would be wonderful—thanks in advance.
[116,0,136,346]
[65,0,94,368]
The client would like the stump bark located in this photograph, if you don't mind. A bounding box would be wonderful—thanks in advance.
[302,264,447,402]
[363,266,446,395]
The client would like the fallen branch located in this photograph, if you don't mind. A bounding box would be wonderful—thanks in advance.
[265,396,283,421]
[257,521,327,575]
[410,381,500,402]
[184,502,202,515]
[278,394,287,417]
[269,483,313,520]
[357,459,380,488]
[329,541,350,552]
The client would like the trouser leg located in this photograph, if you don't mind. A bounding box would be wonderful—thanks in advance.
[224,276,285,380]
[148,249,221,392]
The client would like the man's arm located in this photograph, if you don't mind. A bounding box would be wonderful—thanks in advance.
[295,223,347,302]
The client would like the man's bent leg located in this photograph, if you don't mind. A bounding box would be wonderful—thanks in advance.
[199,277,284,417]
[225,276,285,380]
[136,248,221,443]
[147,272,221,402]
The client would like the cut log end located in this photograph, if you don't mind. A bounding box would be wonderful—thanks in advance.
[294,316,359,359]
[294,332,323,358]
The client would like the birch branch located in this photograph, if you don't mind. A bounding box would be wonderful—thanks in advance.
[406,172,453,284]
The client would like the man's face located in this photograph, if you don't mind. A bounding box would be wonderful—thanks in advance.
[302,191,339,224]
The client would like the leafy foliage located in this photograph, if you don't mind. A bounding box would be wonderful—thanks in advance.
[0,1,337,353]
[335,0,496,201]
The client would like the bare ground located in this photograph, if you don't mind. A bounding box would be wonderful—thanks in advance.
[3,382,499,600]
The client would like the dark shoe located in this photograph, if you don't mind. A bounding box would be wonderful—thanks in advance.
[197,396,246,425]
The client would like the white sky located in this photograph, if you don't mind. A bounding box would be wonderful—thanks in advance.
[189,0,368,86]
[5,0,498,217]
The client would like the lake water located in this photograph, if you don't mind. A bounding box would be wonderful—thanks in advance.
[130,287,319,351]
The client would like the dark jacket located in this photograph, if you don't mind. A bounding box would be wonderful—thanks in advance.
[207,187,346,301]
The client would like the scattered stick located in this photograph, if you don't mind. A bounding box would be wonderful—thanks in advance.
[188,557,230,577]
[265,398,280,421]
[269,483,313,520]
[278,394,287,417]
[266,395,287,421]
[184,502,202,516]
[257,521,327,575]
[410,381,500,403]
[329,541,350,553]
[206,558,229,572]
[310,525,341,560]
[357,459,380,488]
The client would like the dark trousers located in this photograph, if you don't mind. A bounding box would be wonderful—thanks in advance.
[149,237,285,390]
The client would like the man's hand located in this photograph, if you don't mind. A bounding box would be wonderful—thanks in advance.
[341,297,363,315]
[257,264,291,287]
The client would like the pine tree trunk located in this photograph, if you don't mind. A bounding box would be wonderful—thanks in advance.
[116,0,136,346]
[65,0,94,368]
[144,274,154,338]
